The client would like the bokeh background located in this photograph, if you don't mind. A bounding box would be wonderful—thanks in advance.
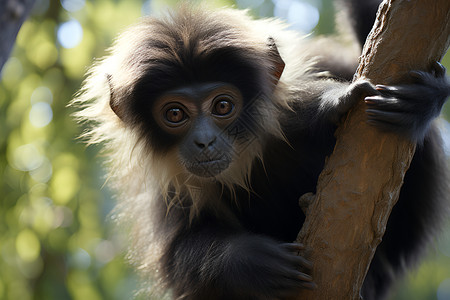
[1,0,450,299]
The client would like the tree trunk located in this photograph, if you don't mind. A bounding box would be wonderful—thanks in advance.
[294,0,450,299]
[0,0,36,71]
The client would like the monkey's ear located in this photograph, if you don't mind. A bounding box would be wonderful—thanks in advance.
[267,37,285,86]
[106,74,125,120]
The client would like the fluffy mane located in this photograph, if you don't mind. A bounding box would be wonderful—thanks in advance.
[71,5,322,291]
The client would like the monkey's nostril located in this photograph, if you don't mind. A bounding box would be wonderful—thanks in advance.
[195,136,216,149]
[195,141,206,149]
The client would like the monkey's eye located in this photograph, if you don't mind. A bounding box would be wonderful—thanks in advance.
[212,96,234,116]
[165,107,186,124]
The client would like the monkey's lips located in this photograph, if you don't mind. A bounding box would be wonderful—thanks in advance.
[184,156,231,178]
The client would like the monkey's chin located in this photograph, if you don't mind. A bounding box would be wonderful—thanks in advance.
[185,159,231,178]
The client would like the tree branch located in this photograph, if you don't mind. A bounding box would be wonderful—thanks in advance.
[294,0,450,299]
[0,0,36,71]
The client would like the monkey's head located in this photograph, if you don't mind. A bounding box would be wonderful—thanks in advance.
[76,7,287,199]
[149,82,244,178]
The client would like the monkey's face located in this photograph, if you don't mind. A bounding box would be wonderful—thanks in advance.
[152,82,244,178]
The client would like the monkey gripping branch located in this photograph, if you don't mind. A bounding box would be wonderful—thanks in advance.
[295,0,450,299]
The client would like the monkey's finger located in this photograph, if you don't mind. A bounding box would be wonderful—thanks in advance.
[287,255,314,269]
[366,109,404,120]
[375,85,418,98]
[367,117,398,127]
[375,84,416,99]
[431,61,446,78]
[366,109,413,126]
[375,84,399,92]
[409,70,433,83]
[281,242,305,252]
[292,271,314,282]
[283,270,316,288]
[365,96,414,112]
[365,95,398,105]
[300,281,318,290]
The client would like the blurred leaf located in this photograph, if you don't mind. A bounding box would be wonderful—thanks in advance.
[16,229,41,262]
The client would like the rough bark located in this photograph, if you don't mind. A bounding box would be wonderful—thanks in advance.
[0,0,36,71]
[294,0,450,299]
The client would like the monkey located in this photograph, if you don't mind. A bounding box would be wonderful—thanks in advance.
[72,1,450,300]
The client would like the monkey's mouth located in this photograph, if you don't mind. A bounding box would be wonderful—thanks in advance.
[184,156,231,178]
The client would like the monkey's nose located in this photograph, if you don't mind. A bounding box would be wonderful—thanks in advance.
[194,136,217,149]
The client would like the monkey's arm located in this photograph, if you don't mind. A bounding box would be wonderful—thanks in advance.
[316,79,376,124]
[292,62,449,142]
[285,78,376,129]
[160,209,314,300]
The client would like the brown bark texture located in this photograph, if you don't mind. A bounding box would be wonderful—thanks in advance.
[0,0,36,71]
[294,0,450,299]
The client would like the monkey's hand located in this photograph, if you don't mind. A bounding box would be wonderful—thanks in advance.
[218,236,315,299]
[324,78,378,124]
[365,62,450,142]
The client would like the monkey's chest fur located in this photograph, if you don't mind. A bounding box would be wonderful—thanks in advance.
[227,131,335,242]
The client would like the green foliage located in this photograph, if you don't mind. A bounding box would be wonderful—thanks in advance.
[0,0,449,299]
[0,1,144,299]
